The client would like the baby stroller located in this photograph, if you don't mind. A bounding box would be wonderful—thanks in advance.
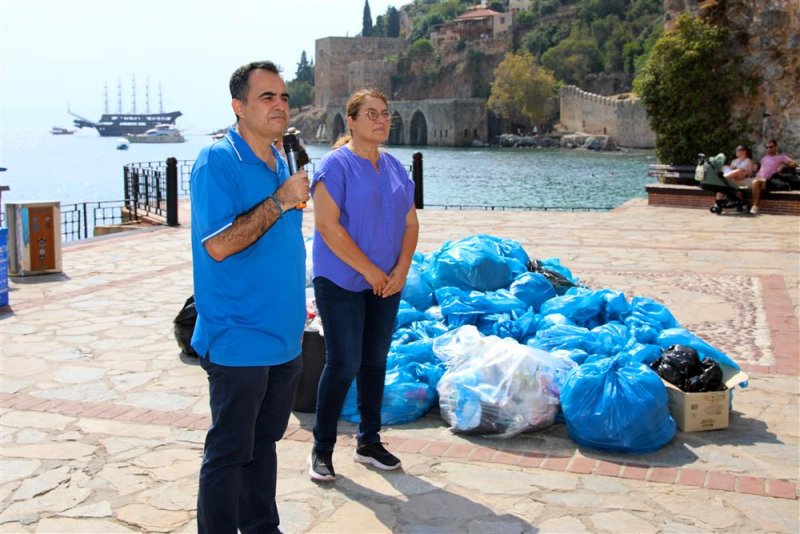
[694,153,752,215]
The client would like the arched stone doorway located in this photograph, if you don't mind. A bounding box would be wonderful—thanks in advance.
[409,111,428,146]
[388,112,404,145]
[331,113,346,143]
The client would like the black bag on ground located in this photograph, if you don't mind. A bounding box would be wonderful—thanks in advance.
[174,295,199,358]
[685,357,725,392]
[650,344,700,390]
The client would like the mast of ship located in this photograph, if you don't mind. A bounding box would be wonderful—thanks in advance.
[131,75,137,114]
[117,79,122,114]
[145,77,150,114]
[159,83,164,114]
[104,83,109,114]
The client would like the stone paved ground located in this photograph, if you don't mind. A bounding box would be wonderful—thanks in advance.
[1,199,798,533]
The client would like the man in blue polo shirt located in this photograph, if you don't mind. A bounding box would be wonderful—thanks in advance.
[190,60,309,534]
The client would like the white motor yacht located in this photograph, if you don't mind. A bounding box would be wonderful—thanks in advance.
[126,124,185,143]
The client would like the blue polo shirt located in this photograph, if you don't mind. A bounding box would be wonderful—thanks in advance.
[190,128,305,366]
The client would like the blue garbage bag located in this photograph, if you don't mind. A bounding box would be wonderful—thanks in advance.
[627,343,663,366]
[427,235,529,292]
[474,310,536,342]
[589,321,630,356]
[395,300,428,329]
[560,355,676,453]
[539,287,606,328]
[528,258,580,295]
[598,289,631,323]
[624,296,680,331]
[509,272,556,312]
[402,252,435,311]
[529,323,597,354]
[341,361,444,425]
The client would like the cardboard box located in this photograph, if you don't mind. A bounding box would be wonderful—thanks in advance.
[661,364,749,432]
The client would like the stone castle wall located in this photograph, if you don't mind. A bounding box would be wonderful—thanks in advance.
[559,85,655,148]
[315,37,407,109]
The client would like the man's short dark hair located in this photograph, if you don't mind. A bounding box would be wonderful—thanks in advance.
[229,61,281,101]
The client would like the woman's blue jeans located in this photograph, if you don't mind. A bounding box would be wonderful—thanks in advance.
[312,276,401,452]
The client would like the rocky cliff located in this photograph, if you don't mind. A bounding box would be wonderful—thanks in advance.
[665,0,799,158]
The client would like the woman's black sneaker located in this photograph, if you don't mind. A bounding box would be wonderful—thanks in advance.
[308,448,336,482]
[353,442,402,470]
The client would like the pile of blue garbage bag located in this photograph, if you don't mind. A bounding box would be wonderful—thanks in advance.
[337,234,746,453]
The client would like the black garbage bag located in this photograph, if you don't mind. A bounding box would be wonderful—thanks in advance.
[527,259,575,295]
[650,344,700,389]
[685,357,725,392]
[173,295,199,359]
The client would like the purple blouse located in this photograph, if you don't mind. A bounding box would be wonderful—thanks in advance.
[311,146,415,291]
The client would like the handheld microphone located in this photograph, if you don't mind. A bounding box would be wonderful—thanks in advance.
[283,128,307,209]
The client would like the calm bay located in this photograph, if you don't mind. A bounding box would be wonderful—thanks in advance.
[1,128,657,211]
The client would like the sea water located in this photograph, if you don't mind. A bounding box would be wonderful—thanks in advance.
[0,128,657,210]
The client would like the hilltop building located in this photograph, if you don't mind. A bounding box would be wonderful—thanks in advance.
[430,7,512,48]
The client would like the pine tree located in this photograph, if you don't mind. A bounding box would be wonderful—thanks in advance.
[362,0,373,37]
[295,50,314,86]
[387,7,400,38]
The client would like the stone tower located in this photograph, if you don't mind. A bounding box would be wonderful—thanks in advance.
[314,37,408,109]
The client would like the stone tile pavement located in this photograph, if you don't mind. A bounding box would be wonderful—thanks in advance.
[1,199,798,532]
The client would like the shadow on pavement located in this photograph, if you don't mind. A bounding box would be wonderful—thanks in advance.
[334,469,538,533]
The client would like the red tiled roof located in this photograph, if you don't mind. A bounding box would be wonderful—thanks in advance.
[456,9,502,20]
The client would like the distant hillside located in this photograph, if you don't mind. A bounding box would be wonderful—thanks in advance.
[387,0,664,96]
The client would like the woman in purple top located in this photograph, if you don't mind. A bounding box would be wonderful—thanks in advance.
[308,89,419,482]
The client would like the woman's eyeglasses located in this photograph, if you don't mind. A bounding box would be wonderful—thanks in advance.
[360,109,392,122]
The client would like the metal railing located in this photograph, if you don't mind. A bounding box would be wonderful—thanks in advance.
[123,158,183,226]
[61,200,130,242]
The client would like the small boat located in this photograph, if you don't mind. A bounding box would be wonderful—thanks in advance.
[209,126,230,140]
[125,124,185,143]
[50,126,75,135]
[116,141,130,150]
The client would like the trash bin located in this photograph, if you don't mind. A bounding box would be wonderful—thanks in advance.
[0,228,8,308]
[293,329,326,413]
[5,202,62,276]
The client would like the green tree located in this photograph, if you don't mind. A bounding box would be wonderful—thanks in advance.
[374,14,386,36]
[488,52,557,128]
[521,22,568,57]
[541,31,602,85]
[408,37,434,58]
[634,14,745,164]
[362,0,373,37]
[287,80,313,109]
[295,50,314,86]
[387,6,400,37]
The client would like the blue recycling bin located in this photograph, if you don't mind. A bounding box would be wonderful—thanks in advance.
[0,228,8,307]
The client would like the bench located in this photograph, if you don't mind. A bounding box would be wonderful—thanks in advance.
[647,164,697,186]
[646,183,800,215]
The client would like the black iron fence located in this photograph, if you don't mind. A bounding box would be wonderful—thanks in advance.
[61,201,130,242]
[123,157,185,225]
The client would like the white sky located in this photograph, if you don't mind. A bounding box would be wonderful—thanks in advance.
[0,0,412,132]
